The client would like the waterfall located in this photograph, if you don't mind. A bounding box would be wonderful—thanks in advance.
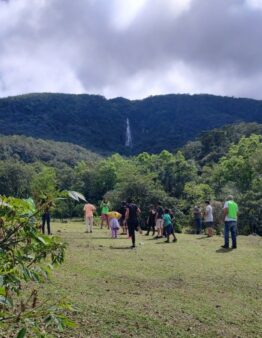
[125,118,133,148]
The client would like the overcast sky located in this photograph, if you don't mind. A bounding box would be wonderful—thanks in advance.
[0,0,262,100]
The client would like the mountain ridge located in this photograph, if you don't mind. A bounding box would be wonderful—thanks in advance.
[1,92,262,154]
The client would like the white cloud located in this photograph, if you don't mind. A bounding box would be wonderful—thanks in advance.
[111,0,147,30]
[246,0,262,9]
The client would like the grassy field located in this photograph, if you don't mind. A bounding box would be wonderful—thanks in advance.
[43,221,262,338]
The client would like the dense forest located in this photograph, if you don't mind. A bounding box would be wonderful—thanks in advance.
[1,93,262,154]
[0,122,261,235]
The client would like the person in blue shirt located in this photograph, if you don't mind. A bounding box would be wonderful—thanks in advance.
[163,208,177,243]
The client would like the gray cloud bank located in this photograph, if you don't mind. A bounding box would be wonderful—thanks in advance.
[0,0,262,99]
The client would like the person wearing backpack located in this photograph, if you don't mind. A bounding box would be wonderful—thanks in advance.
[221,195,238,249]
[125,198,141,248]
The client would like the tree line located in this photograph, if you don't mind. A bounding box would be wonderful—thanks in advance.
[0,123,261,235]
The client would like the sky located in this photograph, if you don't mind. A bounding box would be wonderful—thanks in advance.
[0,0,262,100]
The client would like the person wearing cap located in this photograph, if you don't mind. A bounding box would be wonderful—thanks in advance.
[221,195,238,249]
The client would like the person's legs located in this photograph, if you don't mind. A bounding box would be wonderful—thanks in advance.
[128,223,135,247]
[46,214,51,235]
[171,229,177,242]
[85,217,89,232]
[122,219,127,235]
[101,215,107,229]
[196,219,201,234]
[145,224,149,235]
[89,216,93,233]
[155,219,160,237]
[160,220,164,237]
[223,222,229,248]
[41,214,46,234]
[106,215,109,229]
[207,223,213,237]
[230,222,237,248]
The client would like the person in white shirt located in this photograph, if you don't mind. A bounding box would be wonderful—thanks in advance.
[203,200,213,237]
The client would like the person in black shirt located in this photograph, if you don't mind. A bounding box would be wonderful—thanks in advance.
[125,198,141,248]
[145,205,156,236]
[117,201,127,235]
[41,200,53,235]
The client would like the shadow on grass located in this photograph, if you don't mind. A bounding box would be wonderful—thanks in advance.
[196,236,209,240]
[109,246,134,250]
[216,248,233,253]
[91,237,115,240]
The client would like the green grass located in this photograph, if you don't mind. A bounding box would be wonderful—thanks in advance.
[44,221,262,338]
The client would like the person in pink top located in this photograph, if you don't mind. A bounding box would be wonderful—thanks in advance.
[83,202,96,233]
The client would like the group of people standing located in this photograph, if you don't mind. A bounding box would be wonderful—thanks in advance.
[83,199,177,248]
[193,200,214,236]
[83,198,142,248]
[83,194,239,250]
[193,196,238,249]
[145,203,177,243]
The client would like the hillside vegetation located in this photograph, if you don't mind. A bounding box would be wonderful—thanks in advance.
[0,122,261,235]
[1,93,262,154]
[0,135,101,166]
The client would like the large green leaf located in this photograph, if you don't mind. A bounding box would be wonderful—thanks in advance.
[16,328,27,338]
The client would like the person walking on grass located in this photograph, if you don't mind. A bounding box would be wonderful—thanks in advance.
[125,198,141,248]
[145,205,156,236]
[83,202,96,233]
[221,195,238,249]
[118,201,127,235]
[163,209,177,243]
[109,216,120,239]
[203,200,213,237]
[100,198,110,229]
[155,202,164,239]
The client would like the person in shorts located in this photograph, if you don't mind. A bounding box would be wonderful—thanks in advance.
[155,202,164,238]
[163,209,177,243]
[100,198,110,229]
[117,201,127,235]
[203,200,213,237]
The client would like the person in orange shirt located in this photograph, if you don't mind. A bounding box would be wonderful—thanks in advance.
[83,202,96,233]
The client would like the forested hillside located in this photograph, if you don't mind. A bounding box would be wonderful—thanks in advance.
[1,93,262,154]
[182,122,262,166]
[0,135,100,166]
